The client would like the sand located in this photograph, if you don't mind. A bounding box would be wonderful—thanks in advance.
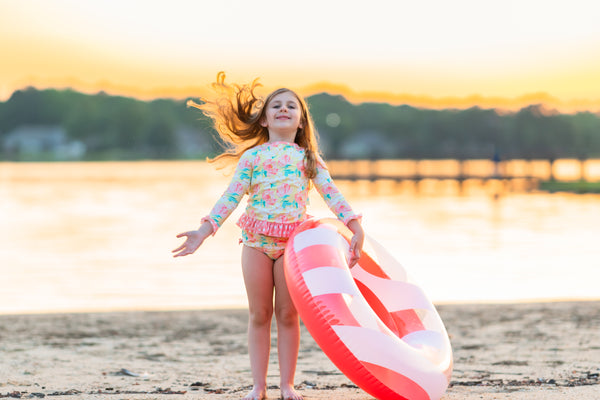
[1,301,598,399]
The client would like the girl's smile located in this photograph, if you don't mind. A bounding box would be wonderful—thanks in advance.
[261,91,303,141]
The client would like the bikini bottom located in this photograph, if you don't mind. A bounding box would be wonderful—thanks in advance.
[241,230,288,261]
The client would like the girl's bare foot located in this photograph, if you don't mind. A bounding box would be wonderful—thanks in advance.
[242,386,267,400]
[280,384,303,400]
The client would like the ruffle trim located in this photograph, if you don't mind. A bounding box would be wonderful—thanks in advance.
[200,216,219,237]
[236,214,305,238]
[342,213,363,225]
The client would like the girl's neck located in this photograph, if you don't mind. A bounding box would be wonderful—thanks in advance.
[268,139,294,144]
[267,133,296,143]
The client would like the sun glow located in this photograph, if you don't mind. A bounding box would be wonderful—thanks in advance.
[2,0,600,111]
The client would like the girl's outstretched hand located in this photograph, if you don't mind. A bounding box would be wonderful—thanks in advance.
[172,222,214,257]
[347,219,365,267]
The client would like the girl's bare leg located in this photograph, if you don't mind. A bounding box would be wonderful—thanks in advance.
[273,256,303,400]
[241,246,275,400]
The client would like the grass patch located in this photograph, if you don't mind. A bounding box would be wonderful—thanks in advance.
[539,180,600,193]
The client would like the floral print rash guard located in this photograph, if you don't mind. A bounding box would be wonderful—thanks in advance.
[202,141,360,238]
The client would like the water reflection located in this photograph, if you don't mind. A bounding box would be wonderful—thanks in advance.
[1,161,599,314]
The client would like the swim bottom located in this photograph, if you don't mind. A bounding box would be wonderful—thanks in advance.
[241,230,288,260]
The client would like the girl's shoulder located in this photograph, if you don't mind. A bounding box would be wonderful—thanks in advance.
[316,153,328,169]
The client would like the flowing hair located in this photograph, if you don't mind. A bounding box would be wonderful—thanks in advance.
[187,72,321,179]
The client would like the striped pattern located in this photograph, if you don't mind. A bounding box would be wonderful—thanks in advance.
[284,218,453,400]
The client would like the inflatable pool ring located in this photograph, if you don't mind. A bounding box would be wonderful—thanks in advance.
[284,218,453,400]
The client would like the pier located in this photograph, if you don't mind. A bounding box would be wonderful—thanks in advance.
[328,158,600,192]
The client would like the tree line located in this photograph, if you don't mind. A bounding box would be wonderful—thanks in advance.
[1,87,599,161]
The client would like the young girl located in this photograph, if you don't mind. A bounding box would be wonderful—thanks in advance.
[172,72,364,400]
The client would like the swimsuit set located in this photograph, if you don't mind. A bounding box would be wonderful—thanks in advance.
[202,141,360,260]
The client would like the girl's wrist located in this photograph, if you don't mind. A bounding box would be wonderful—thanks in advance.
[347,218,363,235]
[198,220,215,236]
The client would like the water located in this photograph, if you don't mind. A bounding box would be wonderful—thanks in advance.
[1,161,599,314]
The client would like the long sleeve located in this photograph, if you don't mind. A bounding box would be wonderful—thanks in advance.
[312,160,361,225]
[201,151,253,234]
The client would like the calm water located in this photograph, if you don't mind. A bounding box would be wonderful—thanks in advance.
[1,161,599,314]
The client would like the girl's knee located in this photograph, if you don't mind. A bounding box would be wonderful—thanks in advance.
[276,306,299,327]
[248,307,273,326]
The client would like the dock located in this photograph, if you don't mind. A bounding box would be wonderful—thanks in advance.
[327,158,598,192]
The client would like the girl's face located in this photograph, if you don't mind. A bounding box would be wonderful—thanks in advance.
[261,91,303,141]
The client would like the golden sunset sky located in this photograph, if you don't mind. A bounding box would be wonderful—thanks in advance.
[1,0,600,111]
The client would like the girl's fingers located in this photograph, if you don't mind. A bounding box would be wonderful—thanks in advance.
[173,247,191,257]
[172,243,186,253]
[173,231,203,258]
[348,236,361,267]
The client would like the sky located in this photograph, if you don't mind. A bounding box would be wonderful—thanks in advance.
[2,0,600,111]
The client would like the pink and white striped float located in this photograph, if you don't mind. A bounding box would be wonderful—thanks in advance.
[284,218,453,400]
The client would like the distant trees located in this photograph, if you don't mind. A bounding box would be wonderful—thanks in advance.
[0,87,212,160]
[1,87,600,161]
[307,94,600,160]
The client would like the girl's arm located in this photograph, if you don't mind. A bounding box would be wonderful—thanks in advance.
[313,160,364,266]
[201,151,253,234]
[173,152,252,257]
[312,159,361,225]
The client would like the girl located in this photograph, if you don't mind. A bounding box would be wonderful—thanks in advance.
[172,72,364,400]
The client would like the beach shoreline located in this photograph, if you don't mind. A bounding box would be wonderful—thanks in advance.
[1,301,598,399]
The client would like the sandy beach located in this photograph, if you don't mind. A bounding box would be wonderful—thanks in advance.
[1,301,598,399]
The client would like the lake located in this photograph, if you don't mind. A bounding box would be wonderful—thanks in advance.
[1,161,599,314]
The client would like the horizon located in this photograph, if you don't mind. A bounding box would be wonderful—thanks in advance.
[4,84,600,116]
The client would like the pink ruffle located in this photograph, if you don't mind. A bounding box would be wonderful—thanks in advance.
[342,214,363,225]
[201,216,219,237]
[237,214,305,238]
